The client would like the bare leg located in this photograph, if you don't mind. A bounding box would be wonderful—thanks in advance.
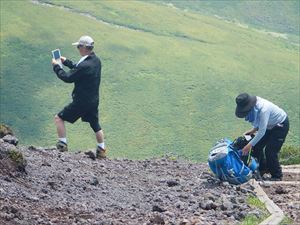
[54,115,66,138]
[95,129,104,143]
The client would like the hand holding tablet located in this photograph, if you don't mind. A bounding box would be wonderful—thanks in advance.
[51,49,63,68]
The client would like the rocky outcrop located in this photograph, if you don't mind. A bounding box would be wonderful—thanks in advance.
[0,124,14,138]
[0,125,26,174]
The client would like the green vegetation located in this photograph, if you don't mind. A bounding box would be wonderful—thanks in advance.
[8,149,24,164]
[241,195,270,225]
[0,0,299,161]
[155,1,300,36]
[280,145,300,165]
[0,124,13,138]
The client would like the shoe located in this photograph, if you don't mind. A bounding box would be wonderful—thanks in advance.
[259,169,269,177]
[96,146,106,159]
[56,141,68,152]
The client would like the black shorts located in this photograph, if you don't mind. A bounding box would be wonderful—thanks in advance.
[58,102,99,124]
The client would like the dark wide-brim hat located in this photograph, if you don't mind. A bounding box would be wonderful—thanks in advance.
[235,93,257,118]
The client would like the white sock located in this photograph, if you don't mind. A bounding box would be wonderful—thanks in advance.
[97,142,105,149]
[59,137,67,144]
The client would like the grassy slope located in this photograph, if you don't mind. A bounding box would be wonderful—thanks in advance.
[0,0,299,161]
[155,0,300,36]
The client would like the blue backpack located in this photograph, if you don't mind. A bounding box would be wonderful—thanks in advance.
[208,139,258,185]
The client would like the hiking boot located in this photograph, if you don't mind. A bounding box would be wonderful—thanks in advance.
[56,141,68,152]
[96,146,106,159]
[259,169,269,177]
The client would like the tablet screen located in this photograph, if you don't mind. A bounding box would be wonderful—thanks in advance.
[52,49,61,60]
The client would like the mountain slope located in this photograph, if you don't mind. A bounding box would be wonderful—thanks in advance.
[156,0,300,36]
[0,0,299,161]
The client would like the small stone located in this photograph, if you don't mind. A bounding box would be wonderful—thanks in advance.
[150,215,165,224]
[275,186,288,194]
[179,219,190,225]
[90,177,99,186]
[95,207,104,212]
[260,182,271,188]
[164,211,175,217]
[2,135,18,146]
[249,210,261,218]
[206,193,216,201]
[4,177,11,182]
[41,188,48,194]
[222,181,230,186]
[167,180,179,187]
[175,201,182,209]
[235,211,247,220]
[152,205,166,212]
[41,161,51,167]
[84,151,96,160]
[224,210,235,217]
[47,181,56,190]
[221,201,233,210]
[27,196,39,202]
[28,145,37,151]
[200,200,216,210]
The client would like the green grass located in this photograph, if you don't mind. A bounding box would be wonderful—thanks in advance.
[0,0,299,161]
[241,195,270,225]
[154,0,300,36]
[280,145,300,165]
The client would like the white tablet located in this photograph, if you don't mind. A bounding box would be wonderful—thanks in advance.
[244,135,252,141]
[51,49,63,68]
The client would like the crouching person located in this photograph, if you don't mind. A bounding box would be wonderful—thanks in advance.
[235,93,289,181]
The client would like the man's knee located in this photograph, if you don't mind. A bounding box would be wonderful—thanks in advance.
[54,114,63,123]
[89,120,101,133]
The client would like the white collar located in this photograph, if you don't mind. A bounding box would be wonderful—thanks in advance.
[76,55,89,66]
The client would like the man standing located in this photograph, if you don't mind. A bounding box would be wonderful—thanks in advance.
[235,93,289,181]
[52,35,106,159]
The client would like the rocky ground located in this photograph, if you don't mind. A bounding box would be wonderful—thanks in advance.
[261,170,300,224]
[0,129,298,225]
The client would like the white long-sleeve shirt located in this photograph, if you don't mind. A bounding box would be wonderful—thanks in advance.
[249,97,287,146]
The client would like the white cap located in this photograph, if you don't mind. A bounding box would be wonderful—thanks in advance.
[72,35,94,47]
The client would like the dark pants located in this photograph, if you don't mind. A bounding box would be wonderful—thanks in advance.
[251,117,289,178]
[58,102,101,133]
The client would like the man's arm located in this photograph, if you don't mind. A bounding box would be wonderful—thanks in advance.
[61,57,76,69]
[243,127,258,136]
[53,64,84,83]
[242,110,270,155]
[249,110,270,147]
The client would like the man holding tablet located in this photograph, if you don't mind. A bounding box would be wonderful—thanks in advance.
[51,35,106,159]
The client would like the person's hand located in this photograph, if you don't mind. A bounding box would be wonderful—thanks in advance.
[243,130,252,135]
[60,56,66,63]
[242,143,252,156]
[52,58,58,65]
